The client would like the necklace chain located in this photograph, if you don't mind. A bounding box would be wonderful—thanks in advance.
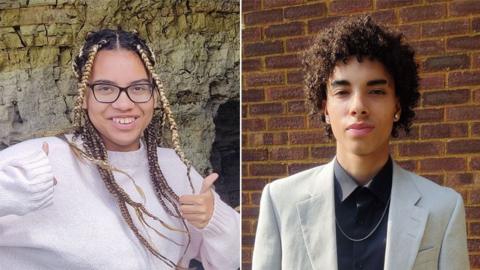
[335,197,391,242]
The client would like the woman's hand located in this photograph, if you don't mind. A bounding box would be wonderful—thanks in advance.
[179,173,218,229]
[0,142,56,217]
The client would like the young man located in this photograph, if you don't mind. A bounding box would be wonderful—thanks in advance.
[252,16,469,270]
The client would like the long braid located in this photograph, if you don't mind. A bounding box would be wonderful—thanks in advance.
[136,45,196,194]
[68,29,196,269]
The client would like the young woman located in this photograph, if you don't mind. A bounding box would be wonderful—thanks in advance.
[0,29,239,269]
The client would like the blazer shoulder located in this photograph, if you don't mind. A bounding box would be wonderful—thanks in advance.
[403,168,462,210]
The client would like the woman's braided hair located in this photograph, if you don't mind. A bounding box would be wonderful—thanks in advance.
[70,29,195,268]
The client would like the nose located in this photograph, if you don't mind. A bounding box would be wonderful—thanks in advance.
[111,91,135,110]
[349,92,368,117]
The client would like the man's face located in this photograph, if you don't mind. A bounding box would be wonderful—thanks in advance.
[325,57,399,159]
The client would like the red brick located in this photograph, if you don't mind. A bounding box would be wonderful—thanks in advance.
[447,35,480,51]
[264,0,303,8]
[398,141,444,157]
[472,187,480,203]
[473,122,480,136]
[414,108,444,122]
[330,0,372,13]
[267,86,304,100]
[268,115,305,130]
[284,3,327,20]
[251,191,262,205]
[370,10,397,25]
[311,146,336,159]
[243,58,263,72]
[449,0,480,16]
[410,40,444,56]
[287,100,306,114]
[422,89,470,106]
[243,88,265,102]
[242,0,261,12]
[397,160,417,171]
[422,19,469,37]
[392,125,419,140]
[420,123,468,139]
[243,149,268,161]
[242,104,248,118]
[242,164,249,177]
[265,22,305,38]
[250,163,287,176]
[474,89,480,103]
[376,0,421,9]
[270,147,309,160]
[242,262,252,270]
[286,36,313,52]
[395,24,421,40]
[244,9,283,26]
[471,157,480,170]
[468,239,480,252]
[287,70,303,84]
[308,17,341,34]
[449,71,480,87]
[423,55,469,72]
[471,255,480,268]
[243,41,284,57]
[250,102,284,115]
[243,118,266,131]
[265,54,301,69]
[242,205,259,218]
[466,206,480,219]
[446,173,474,186]
[469,222,480,236]
[419,74,445,90]
[473,17,480,33]
[249,132,289,146]
[245,72,285,87]
[447,139,480,154]
[447,106,480,121]
[242,178,269,191]
[242,27,262,43]
[400,4,446,23]
[290,130,328,144]
[419,157,466,172]
[288,163,319,174]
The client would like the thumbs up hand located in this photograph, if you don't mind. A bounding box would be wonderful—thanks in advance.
[179,173,219,229]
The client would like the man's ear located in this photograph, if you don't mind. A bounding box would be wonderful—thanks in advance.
[323,100,330,124]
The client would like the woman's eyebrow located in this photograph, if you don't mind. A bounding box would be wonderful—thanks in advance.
[91,79,151,85]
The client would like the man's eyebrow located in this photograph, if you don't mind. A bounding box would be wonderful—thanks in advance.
[331,80,350,87]
[366,79,387,86]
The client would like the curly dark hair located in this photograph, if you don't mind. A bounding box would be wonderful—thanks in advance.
[303,15,420,137]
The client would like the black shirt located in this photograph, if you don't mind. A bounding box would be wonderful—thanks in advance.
[334,158,392,270]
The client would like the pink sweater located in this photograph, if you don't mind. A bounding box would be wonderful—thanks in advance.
[0,136,240,269]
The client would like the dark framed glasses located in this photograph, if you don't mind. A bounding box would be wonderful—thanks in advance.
[87,82,155,103]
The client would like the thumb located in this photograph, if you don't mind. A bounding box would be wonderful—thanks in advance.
[200,173,218,194]
[42,142,49,156]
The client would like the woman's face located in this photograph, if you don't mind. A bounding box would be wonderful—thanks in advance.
[83,49,156,152]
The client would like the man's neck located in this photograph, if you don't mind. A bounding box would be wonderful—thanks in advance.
[336,149,390,186]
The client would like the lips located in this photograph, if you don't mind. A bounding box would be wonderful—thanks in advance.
[346,122,374,136]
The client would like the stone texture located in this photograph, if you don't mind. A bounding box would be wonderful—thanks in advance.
[0,0,240,175]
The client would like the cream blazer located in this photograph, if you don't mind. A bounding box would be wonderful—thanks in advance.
[252,159,469,270]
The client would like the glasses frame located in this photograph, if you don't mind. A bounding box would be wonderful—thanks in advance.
[87,82,156,104]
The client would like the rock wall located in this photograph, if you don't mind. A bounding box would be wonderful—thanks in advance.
[0,0,240,174]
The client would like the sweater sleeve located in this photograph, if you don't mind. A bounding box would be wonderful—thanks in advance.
[0,149,55,217]
[188,169,240,270]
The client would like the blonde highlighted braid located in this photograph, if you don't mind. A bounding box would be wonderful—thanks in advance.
[68,29,196,269]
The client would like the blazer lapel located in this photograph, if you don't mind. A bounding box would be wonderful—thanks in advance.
[296,160,338,270]
[384,162,428,270]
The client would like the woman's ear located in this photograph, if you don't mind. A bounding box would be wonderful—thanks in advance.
[323,100,330,124]
[153,89,159,108]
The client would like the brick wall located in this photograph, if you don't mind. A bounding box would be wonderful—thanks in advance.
[242,0,480,268]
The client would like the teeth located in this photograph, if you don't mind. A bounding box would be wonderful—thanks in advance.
[113,117,135,125]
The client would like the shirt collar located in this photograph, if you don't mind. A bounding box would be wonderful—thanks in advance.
[334,157,392,203]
